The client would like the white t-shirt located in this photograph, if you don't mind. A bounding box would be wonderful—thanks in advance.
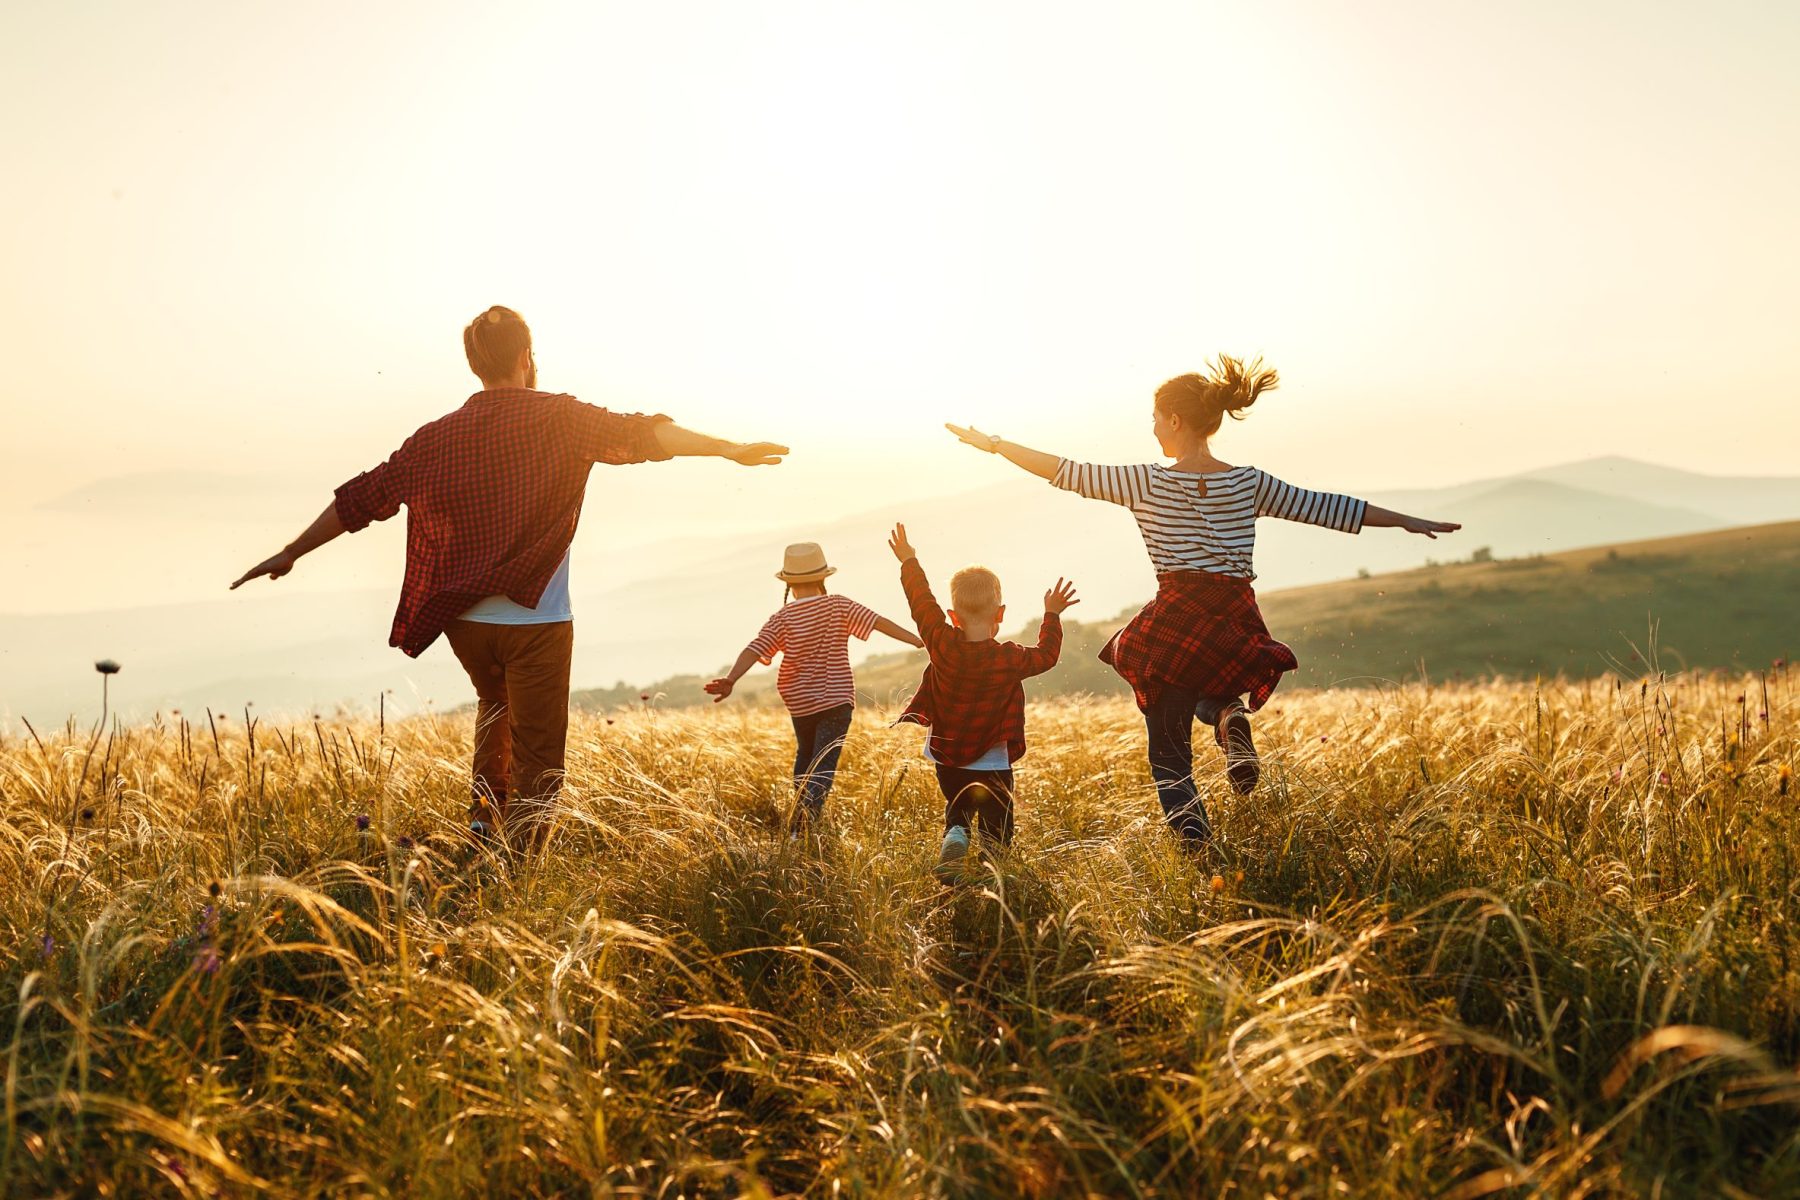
[458,549,574,625]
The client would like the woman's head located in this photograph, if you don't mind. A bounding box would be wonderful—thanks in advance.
[463,306,535,387]
[1152,355,1278,451]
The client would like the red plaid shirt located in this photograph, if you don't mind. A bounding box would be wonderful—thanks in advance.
[1099,570,1297,712]
[895,557,1062,766]
[333,389,672,657]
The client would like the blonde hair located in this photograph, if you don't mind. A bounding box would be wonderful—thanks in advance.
[1154,354,1279,438]
[463,306,533,384]
[949,566,1002,618]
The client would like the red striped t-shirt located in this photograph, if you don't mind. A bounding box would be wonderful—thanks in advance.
[746,594,880,716]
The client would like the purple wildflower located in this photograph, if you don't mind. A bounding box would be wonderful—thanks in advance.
[195,945,221,975]
[39,933,55,959]
[355,813,371,832]
[397,835,415,850]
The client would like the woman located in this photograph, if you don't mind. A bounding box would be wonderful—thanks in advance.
[946,356,1458,845]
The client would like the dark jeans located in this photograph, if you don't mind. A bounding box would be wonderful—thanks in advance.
[936,765,1016,844]
[791,703,855,819]
[1143,688,1240,843]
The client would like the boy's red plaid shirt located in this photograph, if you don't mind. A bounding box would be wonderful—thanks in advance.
[896,557,1062,767]
[333,388,672,656]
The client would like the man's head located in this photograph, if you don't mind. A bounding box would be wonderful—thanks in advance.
[948,566,1005,640]
[463,306,535,388]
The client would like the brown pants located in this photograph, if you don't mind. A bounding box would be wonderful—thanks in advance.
[445,619,574,843]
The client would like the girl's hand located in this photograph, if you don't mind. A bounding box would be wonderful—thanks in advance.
[888,523,917,562]
[703,677,734,702]
[1404,516,1461,539]
[725,441,789,467]
[1044,577,1080,614]
[945,423,998,453]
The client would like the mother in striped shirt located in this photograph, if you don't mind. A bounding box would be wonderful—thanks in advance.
[946,356,1458,846]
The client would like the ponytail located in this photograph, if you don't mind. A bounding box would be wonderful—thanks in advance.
[1154,354,1279,437]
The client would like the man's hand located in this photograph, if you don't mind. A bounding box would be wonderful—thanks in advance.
[1403,516,1461,539]
[725,442,789,467]
[703,677,734,703]
[1044,577,1080,614]
[888,523,917,563]
[945,423,997,453]
[232,549,297,589]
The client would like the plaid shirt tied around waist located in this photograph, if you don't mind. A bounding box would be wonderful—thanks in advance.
[895,557,1062,767]
[333,388,672,656]
[1100,570,1297,712]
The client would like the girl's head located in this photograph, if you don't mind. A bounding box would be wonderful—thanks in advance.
[1152,355,1278,455]
[775,542,835,602]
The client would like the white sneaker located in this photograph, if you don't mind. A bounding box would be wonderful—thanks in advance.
[934,826,970,882]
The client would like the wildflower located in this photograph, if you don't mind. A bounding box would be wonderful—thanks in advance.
[194,945,221,974]
[1320,735,1330,743]
[1210,875,1226,893]
[606,718,615,725]
[196,904,217,937]
[1781,764,1793,796]
[1234,870,1245,885]
[397,835,415,850]
[39,933,55,959]
[208,880,222,900]
[94,659,121,675]
[1611,767,1623,785]
[355,813,371,832]
[1659,770,1671,786]
[80,807,94,821]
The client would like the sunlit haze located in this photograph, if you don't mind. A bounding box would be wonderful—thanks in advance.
[2,1,1797,708]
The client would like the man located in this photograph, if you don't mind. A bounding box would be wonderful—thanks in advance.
[232,306,786,846]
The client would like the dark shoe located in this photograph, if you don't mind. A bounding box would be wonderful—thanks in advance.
[1215,704,1259,795]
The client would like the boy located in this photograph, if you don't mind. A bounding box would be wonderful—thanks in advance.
[887,523,1078,879]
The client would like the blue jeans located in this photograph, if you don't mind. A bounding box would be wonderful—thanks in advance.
[1143,688,1239,843]
[791,703,854,822]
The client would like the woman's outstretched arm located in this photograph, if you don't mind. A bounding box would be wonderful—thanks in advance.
[1362,505,1461,539]
[945,424,1060,480]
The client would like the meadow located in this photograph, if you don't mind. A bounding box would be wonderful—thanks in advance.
[4,668,1799,1197]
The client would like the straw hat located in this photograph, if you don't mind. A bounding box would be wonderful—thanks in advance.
[775,542,837,583]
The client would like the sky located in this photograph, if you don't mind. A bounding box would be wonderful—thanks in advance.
[1,0,1798,617]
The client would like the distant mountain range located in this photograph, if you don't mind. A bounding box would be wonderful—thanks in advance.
[5,456,1796,724]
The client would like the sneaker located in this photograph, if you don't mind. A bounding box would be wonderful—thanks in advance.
[934,826,971,883]
[1215,703,1260,795]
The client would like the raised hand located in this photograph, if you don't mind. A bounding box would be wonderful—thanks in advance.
[1404,516,1462,539]
[231,549,297,589]
[1044,577,1080,614]
[944,423,996,453]
[725,441,789,467]
[888,522,917,563]
[703,677,734,703]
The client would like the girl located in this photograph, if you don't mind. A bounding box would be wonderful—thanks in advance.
[706,542,924,830]
[945,357,1459,845]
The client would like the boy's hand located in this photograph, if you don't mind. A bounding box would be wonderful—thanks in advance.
[1044,578,1080,614]
[1404,516,1461,539]
[703,677,734,702]
[725,441,789,467]
[888,523,917,562]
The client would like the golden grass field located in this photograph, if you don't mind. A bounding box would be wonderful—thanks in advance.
[4,671,1798,1197]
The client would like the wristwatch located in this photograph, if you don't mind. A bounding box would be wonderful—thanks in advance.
[987,433,1002,453]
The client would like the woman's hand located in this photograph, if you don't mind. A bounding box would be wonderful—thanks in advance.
[944,423,998,453]
[1403,515,1461,539]
[724,441,789,467]
[231,549,297,589]
[1043,577,1080,614]
[703,677,734,703]
[888,523,917,563]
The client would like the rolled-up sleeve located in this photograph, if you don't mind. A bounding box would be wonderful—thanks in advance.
[569,400,675,466]
[333,449,408,532]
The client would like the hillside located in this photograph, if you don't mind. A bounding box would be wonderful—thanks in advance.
[590,520,1800,711]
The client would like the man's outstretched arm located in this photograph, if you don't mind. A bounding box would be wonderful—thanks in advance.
[231,501,347,588]
[653,421,788,465]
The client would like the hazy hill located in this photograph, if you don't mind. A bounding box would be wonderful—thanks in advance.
[597,520,1800,711]
[7,456,1798,724]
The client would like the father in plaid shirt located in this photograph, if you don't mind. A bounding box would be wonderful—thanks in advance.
[233,306,786,847]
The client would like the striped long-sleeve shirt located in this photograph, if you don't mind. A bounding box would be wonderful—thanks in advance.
[1051,460,1367,580]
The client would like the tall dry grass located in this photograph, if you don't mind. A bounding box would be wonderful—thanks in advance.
[3,669,1798,1197]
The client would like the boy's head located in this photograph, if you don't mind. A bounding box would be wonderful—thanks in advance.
[464,306,535,387]
[948,566,1005,637]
